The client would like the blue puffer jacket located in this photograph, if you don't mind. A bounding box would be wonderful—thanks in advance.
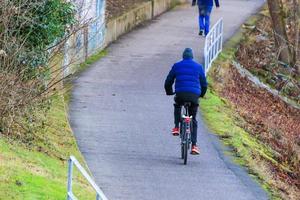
[194,0,220,7]
[164,58,207,96]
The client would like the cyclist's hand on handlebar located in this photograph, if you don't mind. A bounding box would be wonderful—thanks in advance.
[192,0,196,6]
[166,91,175,96]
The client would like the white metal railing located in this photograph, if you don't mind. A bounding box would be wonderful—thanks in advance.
[204,18,224,74]
[67,156,108,200]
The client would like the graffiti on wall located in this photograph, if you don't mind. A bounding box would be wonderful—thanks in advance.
[88,0,106,55]
[63,0,106,77]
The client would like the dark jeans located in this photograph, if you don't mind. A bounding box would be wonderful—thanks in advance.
[198,5,213,35]
[174,92,199,145]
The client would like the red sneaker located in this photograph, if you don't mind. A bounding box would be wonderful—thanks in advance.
[191,145,200,155]
[171,127,179,136]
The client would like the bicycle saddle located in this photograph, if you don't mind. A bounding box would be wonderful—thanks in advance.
[183,102,192,107]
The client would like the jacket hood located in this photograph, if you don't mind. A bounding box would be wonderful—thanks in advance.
[182,48,194,60]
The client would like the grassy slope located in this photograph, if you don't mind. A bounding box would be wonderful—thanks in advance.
[199,13,282,199]
[0,49,108,199]
[201,87,279,199]
[0,95,96,199]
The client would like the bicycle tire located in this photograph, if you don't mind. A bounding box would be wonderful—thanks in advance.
[183,128,188,165]
[180,123,184,159]
[181,144,184,159]
[183,140,188,165]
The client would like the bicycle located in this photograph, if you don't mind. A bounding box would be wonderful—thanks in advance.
[180,102,193,165]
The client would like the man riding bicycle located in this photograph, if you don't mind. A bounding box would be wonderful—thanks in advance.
[164,48,207,155]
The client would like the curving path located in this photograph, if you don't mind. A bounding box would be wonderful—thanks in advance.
[70,1,268,199]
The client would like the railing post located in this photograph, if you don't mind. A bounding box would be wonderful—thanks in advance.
[67,158,74,200]
[203,18,223,75]
[96,193,101,200]
[220,20,223,52]
[66,156,109,200]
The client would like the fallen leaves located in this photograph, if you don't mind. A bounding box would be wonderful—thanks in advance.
[221,65,300,196]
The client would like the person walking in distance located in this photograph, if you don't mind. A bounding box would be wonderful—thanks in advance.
[192,0,220,36]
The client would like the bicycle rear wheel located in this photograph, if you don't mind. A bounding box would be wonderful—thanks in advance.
[183,129,188,165]
[183,138,188,165]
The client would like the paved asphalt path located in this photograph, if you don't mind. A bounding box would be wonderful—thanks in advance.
[70,1,268,199]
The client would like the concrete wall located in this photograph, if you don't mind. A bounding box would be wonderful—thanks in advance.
[63,0,187,77]
[153,0,173,16]
[63,0,106,77]
[104,0,187,48]
[104,2,152,47]
[153,0,186,16]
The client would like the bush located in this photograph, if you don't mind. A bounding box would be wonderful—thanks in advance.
[0,0,76,138]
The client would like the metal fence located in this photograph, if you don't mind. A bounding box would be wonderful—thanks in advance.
[67,156,108,200]
[204,18,223,74]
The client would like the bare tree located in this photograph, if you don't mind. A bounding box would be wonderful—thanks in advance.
[0,0,104,140]
[0,0,76,138]
[293,0,300,74]
[267,0,293,65]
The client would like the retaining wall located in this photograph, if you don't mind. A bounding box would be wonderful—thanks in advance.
[63,0,187,77]
[105,0,187,47]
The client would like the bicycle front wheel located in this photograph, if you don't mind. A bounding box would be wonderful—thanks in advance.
[181,144,184,159]
[180,123,184,159]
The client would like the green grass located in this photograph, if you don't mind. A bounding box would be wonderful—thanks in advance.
[0,48,109,199]
[0,95,96,199]
[200,88,281,199]
[78,50,107,74]
[63,49,108,106]
[199,8,285,199]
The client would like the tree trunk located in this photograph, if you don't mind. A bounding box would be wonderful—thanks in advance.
[267,0,292,65]
[293,0,300,74]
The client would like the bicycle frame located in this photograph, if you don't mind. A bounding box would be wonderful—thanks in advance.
[180,104,193,164]
[180,104,193,137]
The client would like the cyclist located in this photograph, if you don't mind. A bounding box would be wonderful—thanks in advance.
[192,0,220,36]
[164,48,207,155]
